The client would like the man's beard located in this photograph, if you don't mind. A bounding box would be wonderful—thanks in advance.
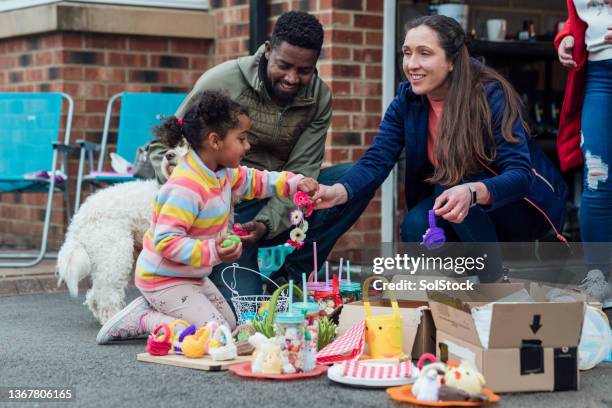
[272,82,302,105]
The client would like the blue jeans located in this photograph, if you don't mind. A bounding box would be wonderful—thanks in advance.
[209,163,373,301]
[400,185,550,282]
[580,59,612,278]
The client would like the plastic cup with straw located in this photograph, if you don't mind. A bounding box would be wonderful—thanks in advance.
[293,273,320,372]
[340,259,362,303]
[306,242,325,299]
[274,279,306,373]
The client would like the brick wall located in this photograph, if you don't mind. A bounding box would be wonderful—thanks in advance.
[0,32,213,250]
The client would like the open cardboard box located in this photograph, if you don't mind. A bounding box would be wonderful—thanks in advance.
[338,299,435,358]
[428,282,585,393]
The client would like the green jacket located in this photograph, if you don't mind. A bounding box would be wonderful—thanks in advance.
[149,45,332,239]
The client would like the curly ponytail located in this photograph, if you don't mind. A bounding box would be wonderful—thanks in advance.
[154,91,248,149]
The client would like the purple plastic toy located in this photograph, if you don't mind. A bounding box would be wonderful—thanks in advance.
[422,209,446,249]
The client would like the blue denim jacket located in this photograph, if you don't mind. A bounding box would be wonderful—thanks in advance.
[339,81,568,234]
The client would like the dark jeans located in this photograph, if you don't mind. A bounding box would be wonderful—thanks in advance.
[209,163,373,301]
[400,185,550,282]
[580,59,612,278]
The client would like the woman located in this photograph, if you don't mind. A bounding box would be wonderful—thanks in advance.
[556,0,611,305]
[314,15,568,282]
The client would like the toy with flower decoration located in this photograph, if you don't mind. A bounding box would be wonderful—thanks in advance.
[287,191,313,249]
[257,192,315,278]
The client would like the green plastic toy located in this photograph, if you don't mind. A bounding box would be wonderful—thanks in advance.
[222,232,241,248]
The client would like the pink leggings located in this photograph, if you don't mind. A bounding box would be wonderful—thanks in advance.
[139,279,236,332]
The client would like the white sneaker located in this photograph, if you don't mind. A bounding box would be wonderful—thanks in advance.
[579,269,610,303]
[96,296,150,344]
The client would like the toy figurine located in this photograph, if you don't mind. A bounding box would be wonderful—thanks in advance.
[208,325,238,361]
[249,332,282,374]
[182,327,211,359]
[412,362,446,402]
[443,360,486,395]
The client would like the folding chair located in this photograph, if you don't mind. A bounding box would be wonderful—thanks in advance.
[74,92,186,211]
[0,92,74,267]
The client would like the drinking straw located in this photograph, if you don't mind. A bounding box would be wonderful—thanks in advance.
[347,260,351,284]
[302,273,307,301]
[313,242,318,282]
[338,257,344,281]
[288,279,293,313]
[325,261,329,285]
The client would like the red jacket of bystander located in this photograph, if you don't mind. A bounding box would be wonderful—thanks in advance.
[554,0,589,171]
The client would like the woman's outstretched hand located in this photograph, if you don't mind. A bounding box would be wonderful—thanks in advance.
[312,183,348,209]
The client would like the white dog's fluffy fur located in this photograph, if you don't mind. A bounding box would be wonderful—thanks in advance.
[57,147,187,324]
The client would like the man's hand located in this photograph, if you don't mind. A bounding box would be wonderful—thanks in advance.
[216,239,243,263]
[236,221,268,246]
[605,27,612,44]
[558,35,577,68]
[297,177,319,197]
[313,183,348,210]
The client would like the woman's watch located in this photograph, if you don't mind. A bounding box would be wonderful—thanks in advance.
[468,185,478,207]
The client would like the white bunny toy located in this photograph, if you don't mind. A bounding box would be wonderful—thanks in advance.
[412,362,446,402]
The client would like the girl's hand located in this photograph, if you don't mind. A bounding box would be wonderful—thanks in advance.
[433,184,472,224]
[558,35,577,68]
[297,177,319,196]
[216,239,243,263]
[313,183,348,210]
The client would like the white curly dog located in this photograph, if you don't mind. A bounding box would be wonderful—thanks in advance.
[56,146,187,324]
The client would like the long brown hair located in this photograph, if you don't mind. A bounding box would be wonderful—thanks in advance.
[406,15,530,186]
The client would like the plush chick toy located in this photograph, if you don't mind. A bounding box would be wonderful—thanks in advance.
[443,360,486,395]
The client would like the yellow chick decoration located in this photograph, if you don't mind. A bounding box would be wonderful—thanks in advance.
[258,301,270,317]
[182,327,210,359]
[443,360,486,395]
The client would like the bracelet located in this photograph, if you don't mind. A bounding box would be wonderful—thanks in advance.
[468,185,477,207]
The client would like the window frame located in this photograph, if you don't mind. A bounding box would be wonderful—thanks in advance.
[0,0,209,12]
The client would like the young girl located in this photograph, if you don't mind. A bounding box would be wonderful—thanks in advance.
[97,91,318,343]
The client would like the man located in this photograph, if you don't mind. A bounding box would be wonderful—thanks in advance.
[148,11,372,299]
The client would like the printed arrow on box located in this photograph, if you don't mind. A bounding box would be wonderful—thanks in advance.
[530,314,542,334]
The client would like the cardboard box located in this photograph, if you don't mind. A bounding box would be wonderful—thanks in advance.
[338,299,432,358]
[412,308,436,357]
[429,283,584,393]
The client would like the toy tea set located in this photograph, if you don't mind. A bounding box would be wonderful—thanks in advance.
[229,276,334,379]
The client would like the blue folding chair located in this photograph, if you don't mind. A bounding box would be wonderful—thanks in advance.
[74,92,186,210]
[0,92,74,267]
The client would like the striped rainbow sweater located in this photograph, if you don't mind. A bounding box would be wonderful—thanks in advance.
[135,149,303,291]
